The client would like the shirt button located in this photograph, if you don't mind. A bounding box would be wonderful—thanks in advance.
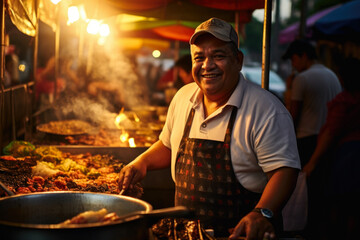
[201,123,207,128]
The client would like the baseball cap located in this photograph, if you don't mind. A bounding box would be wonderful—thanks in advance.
[282,39,317,60]
[189,17,238,47]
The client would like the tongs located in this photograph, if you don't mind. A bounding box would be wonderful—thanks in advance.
[0,180,15,196]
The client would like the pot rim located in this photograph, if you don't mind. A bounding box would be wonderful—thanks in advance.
[0,191,152,229]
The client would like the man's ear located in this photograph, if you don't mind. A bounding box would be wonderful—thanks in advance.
[237,51,244,71]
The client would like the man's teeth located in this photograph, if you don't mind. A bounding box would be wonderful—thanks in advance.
[203,74,217,77]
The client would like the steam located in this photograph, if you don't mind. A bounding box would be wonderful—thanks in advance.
[85,46,149,109]
[56,96,117,128]
[54,42,151,127]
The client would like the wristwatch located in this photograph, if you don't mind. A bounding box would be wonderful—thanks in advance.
[252,208,274,219]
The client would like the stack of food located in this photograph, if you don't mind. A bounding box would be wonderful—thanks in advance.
[0,141,142,198]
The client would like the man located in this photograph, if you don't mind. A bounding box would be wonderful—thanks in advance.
[282,39,342,239]
[173,54,194,89]
[282,39,342,166]
[303,57,360,240]
[119,18,300,239]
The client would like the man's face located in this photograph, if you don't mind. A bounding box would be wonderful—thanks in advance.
[291,53,307,72]
[178,68,193,85]
[190,34,243,100]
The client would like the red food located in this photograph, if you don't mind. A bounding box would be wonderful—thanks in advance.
[0,156,17,161]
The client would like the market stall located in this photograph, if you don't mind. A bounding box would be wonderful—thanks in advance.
[0,1,277,239]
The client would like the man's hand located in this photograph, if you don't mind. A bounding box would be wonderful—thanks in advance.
[118,140,172,194]
[302,161,316,178]
[229,211,275,240]
[118,160,147,194]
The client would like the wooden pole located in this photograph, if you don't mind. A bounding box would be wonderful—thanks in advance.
[0,0,5,148]
[261,0,272,91]
[78,21,84,69]
[54,6,61,102]
[26,0,40,141]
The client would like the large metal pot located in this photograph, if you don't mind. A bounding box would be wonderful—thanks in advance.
[0,191,191,240]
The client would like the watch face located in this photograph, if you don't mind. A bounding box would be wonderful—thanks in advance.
[260,208,273,218]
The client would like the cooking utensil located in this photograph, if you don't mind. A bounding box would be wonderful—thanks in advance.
[36,119,95,136]
[0,180,14,196]
[0,191,192,240]
[119,189,125,195]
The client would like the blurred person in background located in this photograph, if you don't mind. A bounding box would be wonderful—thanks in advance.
[159,54,194,104]
[4,34,19,88]
[35,55,66,106]
[282,39,342,239]
[303,57,360,240]
[119,17,300,239]
[172,54,194,89]
[60,54,84,95]
[157,54,194,91]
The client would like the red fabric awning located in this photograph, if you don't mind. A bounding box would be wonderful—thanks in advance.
[190,0,264,11]
[100,0,174,11]
[152,25,195,42]
[83,0,263,22]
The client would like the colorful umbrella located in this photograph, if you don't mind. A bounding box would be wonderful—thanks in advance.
[278,4,340,44]
[314,0,360,40]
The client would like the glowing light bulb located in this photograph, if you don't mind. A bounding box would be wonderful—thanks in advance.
[152,50,161,58]
[99,24,110,37]
[51,0,61,4]
[67,6,80,25]
[87,20,100,35]
[18,64,26,72]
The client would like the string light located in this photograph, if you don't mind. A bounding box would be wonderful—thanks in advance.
[51,0,62,4]
[152,50,161,58]
[67,6,80,25]
[99,24,110,37]
[87,20,100,35]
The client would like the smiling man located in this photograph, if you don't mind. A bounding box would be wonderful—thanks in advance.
[119,18,301,239]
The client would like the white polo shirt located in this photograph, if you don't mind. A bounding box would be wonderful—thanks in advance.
[159,73,301,193]
[291,64,342,138]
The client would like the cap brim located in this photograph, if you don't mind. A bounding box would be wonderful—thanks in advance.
[189,30,231,45]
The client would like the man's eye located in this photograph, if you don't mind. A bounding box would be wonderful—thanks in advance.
[214,55,225,59]
[194,56,204,62]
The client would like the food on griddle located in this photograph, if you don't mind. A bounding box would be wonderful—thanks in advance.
[0,142,143,198]
[37,119,93,135]
[64,129,157,147]
[59,208,120,225]
[32,161,60,177]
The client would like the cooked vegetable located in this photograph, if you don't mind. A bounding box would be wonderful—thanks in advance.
[3,141,35,157]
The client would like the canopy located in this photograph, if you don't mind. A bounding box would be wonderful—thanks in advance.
[190,0,263,10]
[278,4,340,44]
[6,0,262,41]
[6,0,39,36]
[314,0,360,40]
[116,19,201,42]
[81,0,262,22]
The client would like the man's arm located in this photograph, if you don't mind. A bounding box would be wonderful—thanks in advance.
[258,167,299,216]
[230,167,299,239]
[289,100,303,129]
[303,127,335,177]
[118,140,171,192]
